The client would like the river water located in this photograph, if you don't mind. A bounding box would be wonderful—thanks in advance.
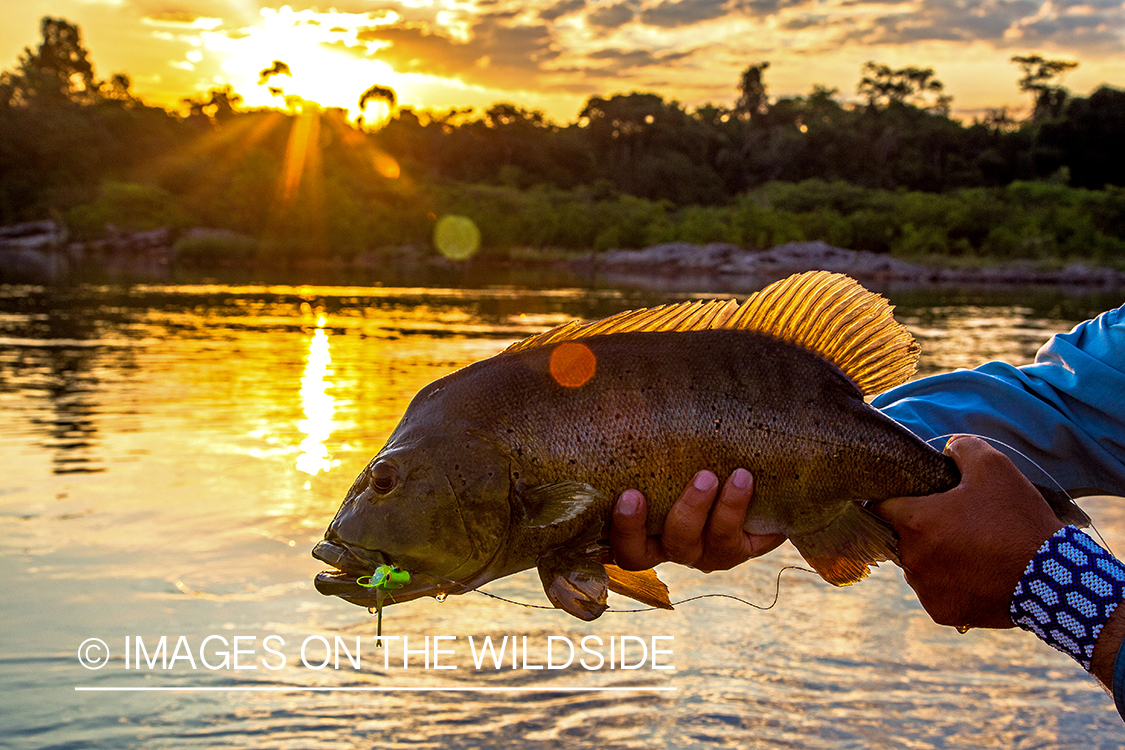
[1,274,1123,749]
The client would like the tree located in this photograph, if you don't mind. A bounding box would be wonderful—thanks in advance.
[1,17,96,106]
[1038,86,1125,188]
[101,73,136,105]
[182,85,243,122]
[258,60,291,86]
[483,103,544,129]
[736,62,770,119]
[1011,54,1078,121]
[858,62,951,114]
[579,93,725,203]
[359,84,396,111]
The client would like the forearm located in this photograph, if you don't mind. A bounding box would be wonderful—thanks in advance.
[1091,602,1125,691]
[873,305,1125,498]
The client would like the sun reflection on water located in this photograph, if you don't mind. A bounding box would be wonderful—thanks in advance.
[296,322,336,476]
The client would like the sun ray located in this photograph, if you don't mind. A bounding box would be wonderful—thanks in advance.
[263,110,327,254]
[135,112,285,187]
[279,111,318,205]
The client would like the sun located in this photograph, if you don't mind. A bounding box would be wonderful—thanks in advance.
[204,7,404,121]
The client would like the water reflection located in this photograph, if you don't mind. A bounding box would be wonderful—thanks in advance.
[296,321,336,476]
[38,346,105,475]
[0,280,1123,749]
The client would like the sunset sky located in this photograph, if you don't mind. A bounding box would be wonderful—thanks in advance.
[2,0,1123,124]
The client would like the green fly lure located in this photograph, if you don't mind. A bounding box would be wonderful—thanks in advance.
[357,565,411,646]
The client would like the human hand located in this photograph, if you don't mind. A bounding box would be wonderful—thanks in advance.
[874,435,1065,630]
[611,468,786,573]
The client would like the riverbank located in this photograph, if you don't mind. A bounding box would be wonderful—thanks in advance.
[572,241,1125,291]
[3,220,1124,290]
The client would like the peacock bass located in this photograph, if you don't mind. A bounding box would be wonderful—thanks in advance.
[312,271,1089,620]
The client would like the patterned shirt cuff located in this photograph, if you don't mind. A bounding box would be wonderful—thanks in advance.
[1010,525,1125,671]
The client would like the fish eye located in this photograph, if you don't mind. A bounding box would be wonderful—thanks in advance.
[371,463,398,494]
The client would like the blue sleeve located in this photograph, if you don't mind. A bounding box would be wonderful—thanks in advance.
[872,305,1125,497]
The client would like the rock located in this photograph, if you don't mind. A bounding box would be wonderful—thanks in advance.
[0,221,70,282]
[599,243,740,269]
[579,239,1125,290]
[0,220,67,250]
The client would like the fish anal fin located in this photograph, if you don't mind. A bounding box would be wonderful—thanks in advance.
[503,271,917,396]
[605,565,674,610]
[790,503,900,587]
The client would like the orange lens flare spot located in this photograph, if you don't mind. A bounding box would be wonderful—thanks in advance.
[373,152,400,179]
[549,342,596,388]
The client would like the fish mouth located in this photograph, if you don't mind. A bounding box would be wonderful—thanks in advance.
[311,538,463,607]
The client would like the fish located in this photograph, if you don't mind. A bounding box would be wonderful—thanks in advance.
[312,271,1090,620]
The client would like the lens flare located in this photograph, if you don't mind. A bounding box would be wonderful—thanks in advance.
[373,151,400,179]
[549,342,596,388]
[433,215,481,260]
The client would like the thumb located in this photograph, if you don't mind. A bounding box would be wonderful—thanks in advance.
[873,434,975,527]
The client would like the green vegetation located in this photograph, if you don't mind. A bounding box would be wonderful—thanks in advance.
[173,231,260,266]
[2,17,1123,269]
[425,181,1125,264]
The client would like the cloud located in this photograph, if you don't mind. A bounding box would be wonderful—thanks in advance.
[780,14,830,31]
[353,14,560,88]
[587,1,639,28]
[1007,0,1125,49]
[141,10,224,29]
[587,46,698,69]
[634,0,817,28]
[834,0,1124,50]
[540,0,588,21]
[734,0,813,17]
[639,0,732,27]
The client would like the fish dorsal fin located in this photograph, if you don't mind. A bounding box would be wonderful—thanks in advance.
[504,271,918,395]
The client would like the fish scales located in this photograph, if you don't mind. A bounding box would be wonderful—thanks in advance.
[441,328,955,542]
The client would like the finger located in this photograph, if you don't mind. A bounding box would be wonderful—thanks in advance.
[697,469,773,568]
[872,436,981,528]
[943,434,989,465]
[611,489,666,571]
[660,470,719,566]
[704,469,755,545]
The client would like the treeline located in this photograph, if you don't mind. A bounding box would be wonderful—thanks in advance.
[1,17,1124,264]
[379,81,1125,206]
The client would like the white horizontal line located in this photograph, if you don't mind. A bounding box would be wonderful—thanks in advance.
[75,686,675,693]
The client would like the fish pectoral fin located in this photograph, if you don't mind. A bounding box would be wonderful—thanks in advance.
[789,503,899,587]
[605,565,674,610]
[517,481,607,530]
[537,552,608,621]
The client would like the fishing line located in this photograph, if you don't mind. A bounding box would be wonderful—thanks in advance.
[607,565,818,613]
[925,432,1111,553]
[461,565,819,613]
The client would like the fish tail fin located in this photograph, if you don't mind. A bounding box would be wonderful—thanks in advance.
[790,502,899,586]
